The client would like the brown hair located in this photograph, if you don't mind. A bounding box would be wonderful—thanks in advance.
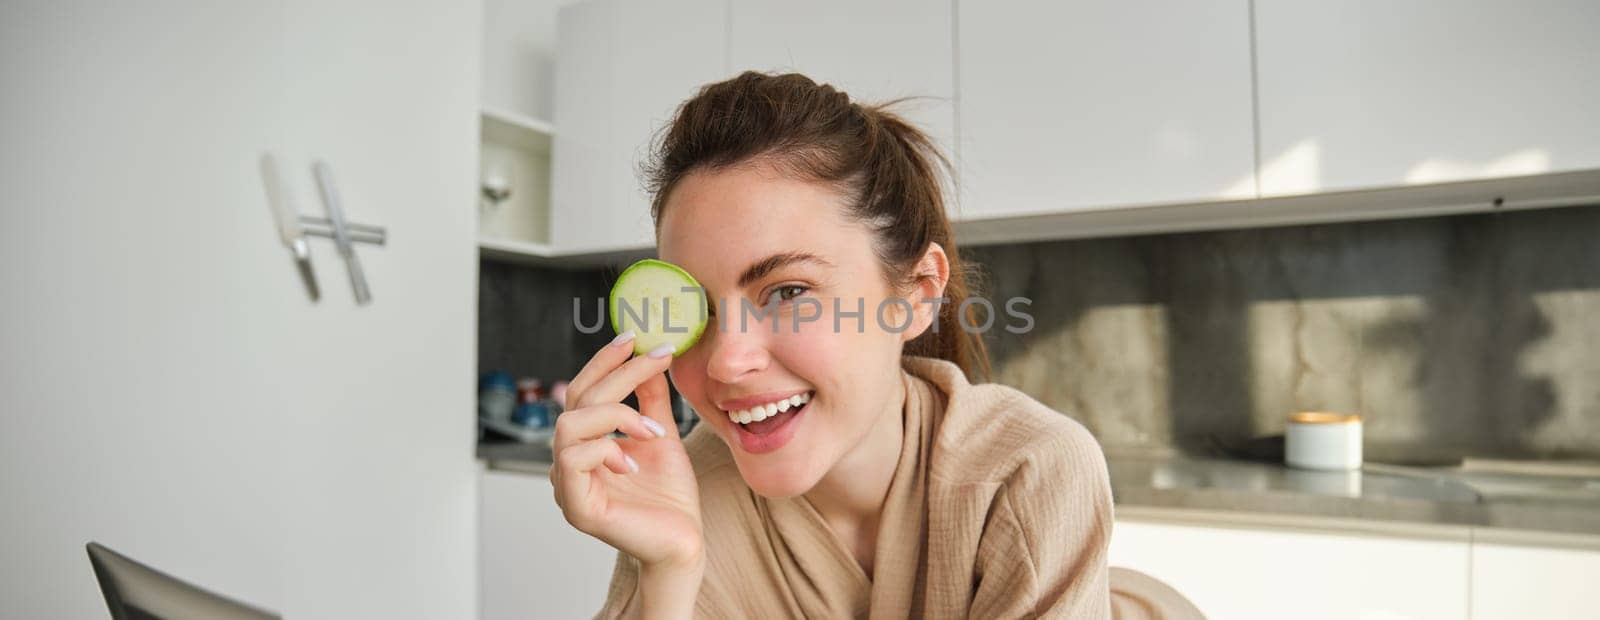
[644,71,991,381]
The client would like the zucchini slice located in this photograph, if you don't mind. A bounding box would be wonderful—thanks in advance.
[608,259,708,356]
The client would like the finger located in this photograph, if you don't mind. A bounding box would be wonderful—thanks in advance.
[567,331,640,407]
[553,439,635,526]
[552,403,668,452]
[635,372,677,441]
[557,436,635,478]
[571,348,674,410]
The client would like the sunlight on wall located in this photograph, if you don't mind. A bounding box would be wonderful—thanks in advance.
[995,302,1171,447]
[1516,289,1600,445]
[1219,169,1259,200]
[1257,139,1322,196]
[1405,148,1552,184]
[1248,297,1429,440]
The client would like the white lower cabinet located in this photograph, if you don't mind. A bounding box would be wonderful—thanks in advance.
[1109,518,1471,620]
[1112,516,1600,620]
[1469,538,1600,620]
[475,488,1600,620]
[480,467,618,620]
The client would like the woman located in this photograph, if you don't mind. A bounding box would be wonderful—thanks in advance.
[549,72,1113,618]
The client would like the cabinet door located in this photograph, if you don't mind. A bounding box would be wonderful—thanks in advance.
[480,468,619,620]
[1470,540,1600,620]
[551,0,726,255]
[1109,519,1470,620]
[607,0,728,252]
[1255,1,1600,196]
[729,0,956,178]
[958,1,1256,220]
[551,0,620,254]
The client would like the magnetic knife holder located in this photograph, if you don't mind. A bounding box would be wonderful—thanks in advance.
[261,154,387,305]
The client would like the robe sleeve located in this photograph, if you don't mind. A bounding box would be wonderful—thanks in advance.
[970,424,1115,619]
[594,549,743,619]
[595,550,640,619]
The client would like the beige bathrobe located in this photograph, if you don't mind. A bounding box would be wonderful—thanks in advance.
[598,356,1114,618]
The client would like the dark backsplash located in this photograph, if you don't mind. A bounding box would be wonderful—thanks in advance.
[480,204,1600,460]
[478,260,614,384]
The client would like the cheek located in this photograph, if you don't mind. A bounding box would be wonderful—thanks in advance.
[768,304,896,388]
[667,355,709,413]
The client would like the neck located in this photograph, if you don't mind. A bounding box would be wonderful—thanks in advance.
[804,375,906,530]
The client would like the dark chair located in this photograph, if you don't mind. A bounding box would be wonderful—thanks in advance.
[85,541,278,620]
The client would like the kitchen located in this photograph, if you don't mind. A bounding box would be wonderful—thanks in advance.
[5,0,1600,618]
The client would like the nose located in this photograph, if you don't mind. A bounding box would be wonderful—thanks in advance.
[703,320,770,385]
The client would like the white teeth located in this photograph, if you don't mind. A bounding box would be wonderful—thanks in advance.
[726,391,813,425]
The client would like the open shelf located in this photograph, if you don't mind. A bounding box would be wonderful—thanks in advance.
[477,106,554,259]
[480,106,554,154]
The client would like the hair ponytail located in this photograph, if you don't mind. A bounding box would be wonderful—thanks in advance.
[857,104,991,381]
[646,71,992,382]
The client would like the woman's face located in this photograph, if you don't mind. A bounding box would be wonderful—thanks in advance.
[657,162,919,498]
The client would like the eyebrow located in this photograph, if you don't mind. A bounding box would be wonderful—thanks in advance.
[737,251,833,288]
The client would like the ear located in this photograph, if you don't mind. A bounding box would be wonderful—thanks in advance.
[900,242,950,343]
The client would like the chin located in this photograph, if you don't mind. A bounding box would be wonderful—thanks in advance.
[731,455,823,499]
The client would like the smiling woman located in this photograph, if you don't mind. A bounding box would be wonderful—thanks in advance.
[548,71,1113,618]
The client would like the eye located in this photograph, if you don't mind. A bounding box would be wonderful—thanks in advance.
[767,285,809,304]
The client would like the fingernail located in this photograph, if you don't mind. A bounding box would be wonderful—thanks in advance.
[611,330,636,347]
[647,344,674,359]
[640,416,667,438]
[624,454,639,474]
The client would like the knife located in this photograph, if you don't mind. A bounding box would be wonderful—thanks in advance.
[312,160,371,305]
[259,153,320,301]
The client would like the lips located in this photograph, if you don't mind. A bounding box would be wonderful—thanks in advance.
[719,391,811,454]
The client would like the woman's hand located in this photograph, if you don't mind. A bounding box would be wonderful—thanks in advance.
[550,332,704,576]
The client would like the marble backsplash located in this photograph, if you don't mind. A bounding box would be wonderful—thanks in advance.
[968,205,1600,460]
[480,204,1600,460]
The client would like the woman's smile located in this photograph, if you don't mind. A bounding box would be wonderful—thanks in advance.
[717,390,814,454]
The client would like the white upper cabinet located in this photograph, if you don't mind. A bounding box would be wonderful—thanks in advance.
[1255,0,1600,196]
[728,0,956,171]
[957,0,1257,220]
[551,0,618,254]
[607,0,727,251]
[551,0,727,255]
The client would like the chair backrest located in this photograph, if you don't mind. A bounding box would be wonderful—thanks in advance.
[1109,566,1207,620]
[85,542,279,620]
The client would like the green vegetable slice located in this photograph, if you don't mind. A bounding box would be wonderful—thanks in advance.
[608,259,708,356]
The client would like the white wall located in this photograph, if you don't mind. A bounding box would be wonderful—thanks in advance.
[0,1,481,618]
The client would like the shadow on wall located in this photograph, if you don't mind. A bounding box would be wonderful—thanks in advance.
[969,204,1600,460]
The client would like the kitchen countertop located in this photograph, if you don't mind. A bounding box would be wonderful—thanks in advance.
[476,441,1600,539]
[1105,452,1600,539]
